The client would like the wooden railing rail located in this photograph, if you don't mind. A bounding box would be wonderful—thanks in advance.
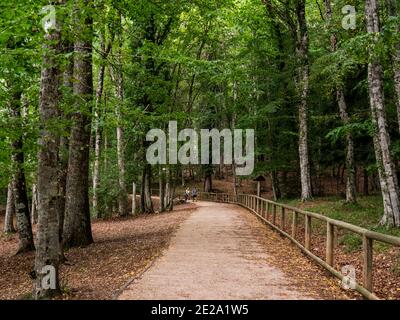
[198,192,400,300]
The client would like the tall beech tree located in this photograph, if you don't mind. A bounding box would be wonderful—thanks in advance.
[365,0,400,227]
[63,0,94,247]
[295,0,312,201]
[34,1,63,298]
[4,182,16,233]
[324,0,356,203]
[10,89,35,253]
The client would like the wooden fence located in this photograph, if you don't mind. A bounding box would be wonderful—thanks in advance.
[198,192,400,300]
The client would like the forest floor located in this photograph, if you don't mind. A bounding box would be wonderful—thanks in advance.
[0,203,195,300]
[119,202,350,300]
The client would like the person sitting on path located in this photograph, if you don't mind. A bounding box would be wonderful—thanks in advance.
[192,188,198,202]
[184,187,190,203]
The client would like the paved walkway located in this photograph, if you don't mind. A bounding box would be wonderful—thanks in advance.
[118,201,318,300]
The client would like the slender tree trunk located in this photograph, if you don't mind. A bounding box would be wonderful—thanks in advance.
[34,16,63,298]
[165,166,174,210]
[325,0,357,203]
[132,182,136,216]
[92,32,111,218]
[109,28,128,217]
[9,90,34,253]
[63,0,94,247]
[271,171,281,201]
[296,0,312,201]
[31,184,38,225]
[204,174,212,193]
[232,163,238,196]
[115,89,128,216]
[181,166,185,187]
[387,0,400,132]
[338,90,357,202]
[365,0,400,227]
[159,167,165,212]
[364,168,369,196]
[92,67,106,218]
[56,39,74,263]
[141,164,154,213]
[4,182,16,233]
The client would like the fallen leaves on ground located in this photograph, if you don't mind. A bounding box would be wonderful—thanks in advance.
[0,204,194,300]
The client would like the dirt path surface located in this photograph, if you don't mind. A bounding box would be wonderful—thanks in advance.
[119,202,348,300]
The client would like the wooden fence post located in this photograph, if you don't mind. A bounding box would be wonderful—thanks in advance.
[363,235,373,292]
[305,214,311,250]
[262,200,265,218]
[326,222,334,266]
[291,211,298,238]
[280,207,285,230]
[272,204,276,225]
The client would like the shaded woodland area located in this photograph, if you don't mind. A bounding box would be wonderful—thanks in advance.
[0,0,400,299]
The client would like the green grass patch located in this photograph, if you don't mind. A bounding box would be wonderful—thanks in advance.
[281,195,400,252]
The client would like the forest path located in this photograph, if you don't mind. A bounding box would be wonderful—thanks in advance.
[117,201,339,300]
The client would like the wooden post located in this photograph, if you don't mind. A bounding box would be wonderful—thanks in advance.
[257,181,261,197]
[272,204,276,225]
[132,182,136,216]
[291,211,298,238]
[256,197,259,213]
[363,235,373,292]
[280,207,285,230]
[261,200,265,218]
[305,214,311,250]
[326,222,334,266]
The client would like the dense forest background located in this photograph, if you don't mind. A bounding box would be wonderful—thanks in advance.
[0,0,399,298]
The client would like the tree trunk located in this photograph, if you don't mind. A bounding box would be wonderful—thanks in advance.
[116,101,128,216]
[181,166,185,187]
[4,182,16,233]
[204,174,212,193]
[387,0,400,133]
[364,168,369,196]
[325,0,357,203]
[10,90,34,253]
[56,39,74,263]
[365,0,400,227]
[63,0,94,247]
[92,48,107,219]
[296,0,312,201]
[141,164,154,213]
[159,167,165,212]
[164,166,174,211]
[31,184,38,225]
[271,171,281,201]
[34,16,63,298]
[232,163,238,196]
[132,182,136,216]
[338,90,357,203]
